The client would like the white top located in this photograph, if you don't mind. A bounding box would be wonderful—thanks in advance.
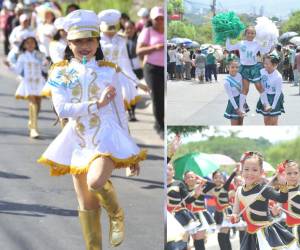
[226,38,272,66]
[175,52,183,65]
[12,50,47,84]
[37,23,57,57]
[168,49,176,63]
[100,33,139,86]
[224,73,243,109]
[48,58,128,136]
[260,68,282,109]
[49,39,67,63]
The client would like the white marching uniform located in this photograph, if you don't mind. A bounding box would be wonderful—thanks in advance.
[38,58,146,175]
[37,23,57,57]
[49,39,67,63]
[100,33,141,109]
[11,51,47,99]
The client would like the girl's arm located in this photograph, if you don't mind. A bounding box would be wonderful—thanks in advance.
[271,76,282,110]
[232,188,241,214]
[226,38,240,52]
[262,186,288,203]
[10,54,24,75]
[202,180,216,193]
[259,42,273,55]
[223,170,237,191]
[136,27,163,57]
[224,80,239,109]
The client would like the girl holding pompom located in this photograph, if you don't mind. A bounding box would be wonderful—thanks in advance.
[256,55,285,125]
[226,26,273,114]
[224,59,249,125]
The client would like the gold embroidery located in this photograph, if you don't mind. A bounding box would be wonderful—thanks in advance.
[75,118,86,148]
[90,115,100,146]
[98,60,121,72]
[72,84,81,96]
[88,71,99,101]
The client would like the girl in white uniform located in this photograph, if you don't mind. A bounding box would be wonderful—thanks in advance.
[49,17,67,63]
[9,31,48,138]
[224,60,249,125]
[256,55,285,125]
[226,26,272,113]
[37,10,146,250]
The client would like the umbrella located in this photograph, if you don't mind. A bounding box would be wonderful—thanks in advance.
[279,32,298,44]
[186,41,200,49]
[170,37,193,45]
[173,152,220,180]
[289,36,300,46]
[200,43,211,50]
[263,161,275,172]
[208,154,236,166]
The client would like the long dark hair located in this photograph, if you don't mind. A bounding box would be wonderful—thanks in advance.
[64,37,104,61]
[19,37,40,52]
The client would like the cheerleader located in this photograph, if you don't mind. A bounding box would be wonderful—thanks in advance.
[167,165,205,238]
[224,59,249,125]
[37,10,146,250]
[256,55,285,125]
[184,171,216,250]
[231,152,298,250]
[7,31,48,138]
[205,168,238,250]
[97,9,149,121]
[49,17,67,63]
[226,26,272,113]
[281,160,300,245]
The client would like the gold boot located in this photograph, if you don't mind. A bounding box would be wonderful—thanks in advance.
[29,103,39,138]
[90,180,124,247]
[78,208,102,250]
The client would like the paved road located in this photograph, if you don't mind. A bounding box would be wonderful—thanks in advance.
[167,75,300,125]
[0,50,164,250]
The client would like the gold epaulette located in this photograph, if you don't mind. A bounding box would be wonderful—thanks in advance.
[49,60,69,72]
[98,60,121,73]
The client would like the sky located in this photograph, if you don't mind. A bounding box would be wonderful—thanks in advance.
[183,0,300,19]
[174,126,300,144]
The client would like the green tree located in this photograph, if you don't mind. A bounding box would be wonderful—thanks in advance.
[167,126,208,136]
[167,0,183,14]
[281,11,300,34]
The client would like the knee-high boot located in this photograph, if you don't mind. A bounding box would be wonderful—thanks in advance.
[90,180,124,247]
[194,239,205,250]
[29,103,39,138]
[217,233,232,250]
[78,208,102,250]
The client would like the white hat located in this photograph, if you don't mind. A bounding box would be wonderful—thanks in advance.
[64,10,100,40]
[207,48,215,54]
[19,13,30,23]
[137,8,149,17]
[36,2,61,22]
[54,17,65,30]
[150,6,164,20]
[20,30,36,42]
[98,9,121,32]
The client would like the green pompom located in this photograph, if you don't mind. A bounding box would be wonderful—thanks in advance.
[212,12,245,44]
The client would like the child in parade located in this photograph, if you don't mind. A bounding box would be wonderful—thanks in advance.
[231,152,298,250]
[224,59,249,125]
[184,171,216,250]
[256,55,285,125]
[205,168,238,250]
[7,31,48,138]
[226,26,272,113]
[37,10,146,250]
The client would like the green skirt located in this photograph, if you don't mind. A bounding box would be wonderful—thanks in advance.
[239,63,263,83]
[224,95,250,120]
[256,93,285,116]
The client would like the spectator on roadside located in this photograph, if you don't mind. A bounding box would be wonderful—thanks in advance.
[294,47,300,86]
[136,7,149,34]
[119,12,130,36]
[66,3,80,15]
[168,45,176,80]
[182,48,191,80]
[206,47,218,82]
[194,49,206,83]
[137,6,164,136]
[0,1,14,55]
[175,48,183,80]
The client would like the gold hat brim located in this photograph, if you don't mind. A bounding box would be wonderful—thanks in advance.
[67,30,100,40]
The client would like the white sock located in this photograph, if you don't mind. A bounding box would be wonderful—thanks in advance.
[239,94,246,112]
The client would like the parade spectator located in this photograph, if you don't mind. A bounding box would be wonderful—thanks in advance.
[294,47,300,86]
[206,47,218,82]
[290,45,298,86]
[136,7,149,33]
[124,20,144,80]
[175,48,183,80]
[119,12,130,35]
[168,45,176,80]
[194,49,206,83]
[65,3,80,15]
[0,1,13,55]
[182,48,191,80]
[137,6,164,135]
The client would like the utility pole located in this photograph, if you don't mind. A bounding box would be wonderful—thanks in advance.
[211,0,216,16]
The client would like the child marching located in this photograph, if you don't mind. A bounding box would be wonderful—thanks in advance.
[224,59,249,125]
[231,152,298,250]
[256,54,285,125]
[7,31,48,138]
[37,10,146,250]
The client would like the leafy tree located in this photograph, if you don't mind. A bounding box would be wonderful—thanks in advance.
[281,11,300,34]
[167,0,184,14]
[167,126,208,136]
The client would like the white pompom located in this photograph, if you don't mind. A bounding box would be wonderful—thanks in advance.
[255,16,279,48]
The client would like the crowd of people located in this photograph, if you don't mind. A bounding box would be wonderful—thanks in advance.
[0,1,164,250]
[167,148,300,250]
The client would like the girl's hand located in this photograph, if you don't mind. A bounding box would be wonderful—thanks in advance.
[194,183,204,197]
[236,109,245,117]
[154,43,164,50]
[229,213,240,224]
[264,105,272,112]
[271,204,281,216]
[137,83,151,93]
[129,164,140,176]
[97,85,116,108]
[3,60,10,67]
